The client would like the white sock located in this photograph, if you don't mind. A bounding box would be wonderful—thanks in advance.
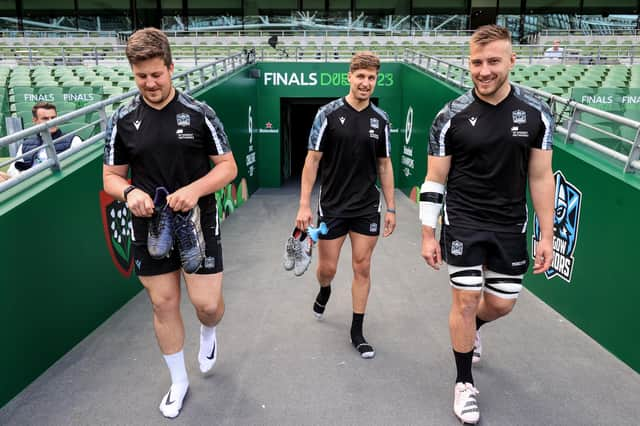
[159,350,189,418]
[198,325,218,373]
[163,350,188,385]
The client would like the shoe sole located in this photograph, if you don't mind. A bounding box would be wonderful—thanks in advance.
[160,388,189,419]
[294,260,311,276]
[453,410,479,425]
[352,341,375,359]
[313,311,324,320]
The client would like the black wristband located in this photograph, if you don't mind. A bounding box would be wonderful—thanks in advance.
[387,208,396,214]
[123,185,137,201]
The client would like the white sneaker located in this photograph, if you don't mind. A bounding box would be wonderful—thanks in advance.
[453,382,480,424]
[293,237,312,276]
[198,325,218,373]
[283,236,295,271]
[472,331,482,364]
[159,382,189,418]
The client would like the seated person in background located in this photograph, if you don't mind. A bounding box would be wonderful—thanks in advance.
[544,40,564,58]
[7,101,82,177]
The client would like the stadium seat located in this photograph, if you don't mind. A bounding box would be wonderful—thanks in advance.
[15,110,34,128]
[544,86,565,96]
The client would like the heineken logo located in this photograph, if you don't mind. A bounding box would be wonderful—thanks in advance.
[100,190,133,278]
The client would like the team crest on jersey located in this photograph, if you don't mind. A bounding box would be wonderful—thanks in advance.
[512,109,527,124]
[451,240,463,256]
[532,171,582,283]
[176,113,190,127]
[370,117,379,129]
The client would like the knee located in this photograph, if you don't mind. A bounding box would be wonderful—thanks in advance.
[195,299,223,319]
[317,263,337,282]
[352,258,371,280]
[452,292,481,318]
[488,299,515,317]
[151,295,180,317]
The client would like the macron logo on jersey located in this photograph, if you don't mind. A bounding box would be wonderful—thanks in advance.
[468,117,478,127]
[133,120,142,130]
[339,116,346,125]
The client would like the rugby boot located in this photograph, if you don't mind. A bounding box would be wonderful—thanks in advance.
[472,330,482,364]
[293,234,312,276]
[283,236,295,271]
[148,186,174,259]
[174,205,206,273]
[453,382,480,424]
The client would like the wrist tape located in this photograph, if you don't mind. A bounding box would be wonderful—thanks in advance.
[419,181,444,228]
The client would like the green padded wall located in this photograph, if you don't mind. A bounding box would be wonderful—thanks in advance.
[0,146,141,408]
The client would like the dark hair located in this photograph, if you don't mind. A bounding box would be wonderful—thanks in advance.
[126,27,173,67]
[350,51,380,73]
[470,25,512,47]
[32,101,56,118]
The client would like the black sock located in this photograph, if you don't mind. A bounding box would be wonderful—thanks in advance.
[454,349,474,385]
[350,312,365,343]
[476,316,488,330]
[313,285,331,314]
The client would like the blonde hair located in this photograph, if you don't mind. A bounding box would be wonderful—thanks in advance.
[126,27,173,67]
[349,51,380,72]
[470,25,512,47]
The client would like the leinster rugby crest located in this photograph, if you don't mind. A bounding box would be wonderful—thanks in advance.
[512,109,527,124]
[532,171,582,283]
[176,113,190,127]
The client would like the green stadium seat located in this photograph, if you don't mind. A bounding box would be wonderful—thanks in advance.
[15,110,33,127]
[600,80,627,88]
[523,79,544,89]
[544,86,565,96]
[552,78,574,90]
[14,101,34,113]
[56,101,79,114]
[36,86,64,100]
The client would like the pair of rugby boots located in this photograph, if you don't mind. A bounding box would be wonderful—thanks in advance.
[147,187,206,273]
[283,228,312,276]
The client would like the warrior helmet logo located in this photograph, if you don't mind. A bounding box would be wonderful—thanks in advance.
[532,171,582,283]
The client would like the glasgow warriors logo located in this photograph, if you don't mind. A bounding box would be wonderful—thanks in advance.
[532,171,582,282]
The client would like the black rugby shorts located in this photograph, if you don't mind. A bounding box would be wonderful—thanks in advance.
[440,225,529,275]
[317,212,381,240]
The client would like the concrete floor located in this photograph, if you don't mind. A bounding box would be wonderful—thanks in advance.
[1,184,638,425]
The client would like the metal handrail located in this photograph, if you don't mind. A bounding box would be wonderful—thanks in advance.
[402,49,640,174]
[0,50,255,193]
[3,41,638,67]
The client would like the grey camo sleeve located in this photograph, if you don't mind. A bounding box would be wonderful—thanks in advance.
[202,104,232,156]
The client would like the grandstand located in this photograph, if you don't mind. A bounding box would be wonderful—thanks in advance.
[0,5,639,424]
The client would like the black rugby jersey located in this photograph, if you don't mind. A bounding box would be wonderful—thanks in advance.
[308,97,391,217]
[429,85,553,233]
[104,90,231,239]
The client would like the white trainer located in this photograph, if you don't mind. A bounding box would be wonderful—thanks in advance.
[453,382,480,424]
[293,236,312,276]
[472,330,482,364]
[283,236,295,270]
[198,325,218,373]
[159,382,189,418]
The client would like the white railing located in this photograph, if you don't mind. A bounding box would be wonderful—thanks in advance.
[0,50,254,193]
[402,50,640,174]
